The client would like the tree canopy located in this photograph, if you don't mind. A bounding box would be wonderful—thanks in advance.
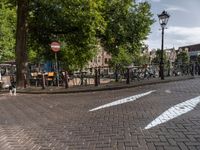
[0,0,154,65]
[27,0,107,70]
[0,0,154,86]
[0,1,16,62]
[175,51,189,64]
[151,49,167,65]
[102,0,154,66]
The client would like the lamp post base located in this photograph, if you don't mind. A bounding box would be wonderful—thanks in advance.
[160,63,164,80]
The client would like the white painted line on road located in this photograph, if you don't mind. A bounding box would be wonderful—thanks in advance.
[145,95,200,130]
[165,90,172,94]
[89,90,156,112]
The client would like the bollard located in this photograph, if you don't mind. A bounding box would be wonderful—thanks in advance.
[126,68,130,84]
[80,72,84,85]
[115,64,119,82]
[95,68,98,86]
[98,67,101,85]
[64,71,69,88]
[42,73,45,89]
[198,64,200,75]
[24,74,27,88]
[193,63,195,76]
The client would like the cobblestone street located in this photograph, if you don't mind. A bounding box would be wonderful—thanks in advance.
[0,78,200,150]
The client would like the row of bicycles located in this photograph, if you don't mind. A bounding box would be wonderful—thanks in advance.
[130,66,158,81]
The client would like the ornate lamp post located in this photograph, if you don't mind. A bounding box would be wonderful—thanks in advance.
[158,10,170,80]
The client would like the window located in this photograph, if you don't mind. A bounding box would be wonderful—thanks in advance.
[105,58,108,64]
[98,56,101,63]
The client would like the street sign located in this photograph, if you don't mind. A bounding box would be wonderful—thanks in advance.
[50,41,60,87]
[51,42,60,52]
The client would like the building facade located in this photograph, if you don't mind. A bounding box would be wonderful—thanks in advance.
[87,45,112,74]
[165,48,177,64]
[178,44,200,61]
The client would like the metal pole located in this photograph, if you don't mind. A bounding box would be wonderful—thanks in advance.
[24,74,27,88]
[98,67,101,85]
[160,27,164,80]
[95,68,98,86]
[64,71,69,88]
[80,71,83,85]
[42,73,45,89]
[115,64,119,82]
[55,52,59,87]
[126,68,130,84]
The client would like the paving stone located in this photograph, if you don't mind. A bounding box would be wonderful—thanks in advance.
[177,142,188,150]
[0,78,199,149]
[163,146,181,150]
[146,142,156,150]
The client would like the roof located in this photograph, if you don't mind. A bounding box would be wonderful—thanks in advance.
[179,43,200,52]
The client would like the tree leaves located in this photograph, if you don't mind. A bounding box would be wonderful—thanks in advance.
[27,0,106,71]
[0,0,154,71]
[102,0,154,66]
[0,1,16,62]
[176,51,189,64]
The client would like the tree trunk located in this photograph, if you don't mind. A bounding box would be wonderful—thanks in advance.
[15,0,28,88]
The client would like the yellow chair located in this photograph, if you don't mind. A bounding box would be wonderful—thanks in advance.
[47,72,55,86]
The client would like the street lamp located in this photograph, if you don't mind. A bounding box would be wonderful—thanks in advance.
[158,10,170,80]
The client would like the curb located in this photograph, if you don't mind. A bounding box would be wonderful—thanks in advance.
[9,76,195,94]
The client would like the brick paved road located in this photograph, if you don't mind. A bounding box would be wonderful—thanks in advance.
[0,78,200,150]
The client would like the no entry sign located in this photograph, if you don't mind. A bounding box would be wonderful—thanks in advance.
[51,42,60,52]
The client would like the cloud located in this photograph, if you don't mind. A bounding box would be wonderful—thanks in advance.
[167,26,200,37]
[146,26,200,49]
[166,6,189,13]
[151,0,161,2]
[136,0,161,3]
[166,26,200,48]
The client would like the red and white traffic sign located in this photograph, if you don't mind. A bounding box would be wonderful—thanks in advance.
[50,42,61,52]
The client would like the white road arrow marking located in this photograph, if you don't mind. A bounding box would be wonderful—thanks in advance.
[145,95,200,130]
[89,90,156,112]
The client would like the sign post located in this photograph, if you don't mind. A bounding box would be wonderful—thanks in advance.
[51,42,61,87]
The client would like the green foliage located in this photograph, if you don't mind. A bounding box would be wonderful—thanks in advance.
[27,0,106,71]
[0,1,16,62]
[109,45,132,67]
[102,1,154,66]
[152,49,167,65]
[197,55,200,63]
[1,0,154,72]
[133,53,150,66]
[176,51,189,64]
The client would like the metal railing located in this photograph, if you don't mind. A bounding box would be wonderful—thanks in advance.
[1,62,200,89]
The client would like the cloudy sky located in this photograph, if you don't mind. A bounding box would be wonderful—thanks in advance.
[138,0,200,50]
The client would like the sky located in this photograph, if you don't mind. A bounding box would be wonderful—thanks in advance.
[137,0,200,50]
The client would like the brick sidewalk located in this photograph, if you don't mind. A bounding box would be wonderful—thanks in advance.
[18,76,196,94]
[0,75,196,94]
[0,78,200,149]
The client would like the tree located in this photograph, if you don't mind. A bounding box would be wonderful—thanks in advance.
[99,1,154,82]
[175,51,189,64]
[109,46,132,67]
[102,1,154,66]
[0,1,16,62]
[27,0,106,71]
[1,0,106,86]
[133,53,150,66]
[15,0,29,87]
[152,49,167,65]
[0,0,29,87]
[1,0,154,86]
